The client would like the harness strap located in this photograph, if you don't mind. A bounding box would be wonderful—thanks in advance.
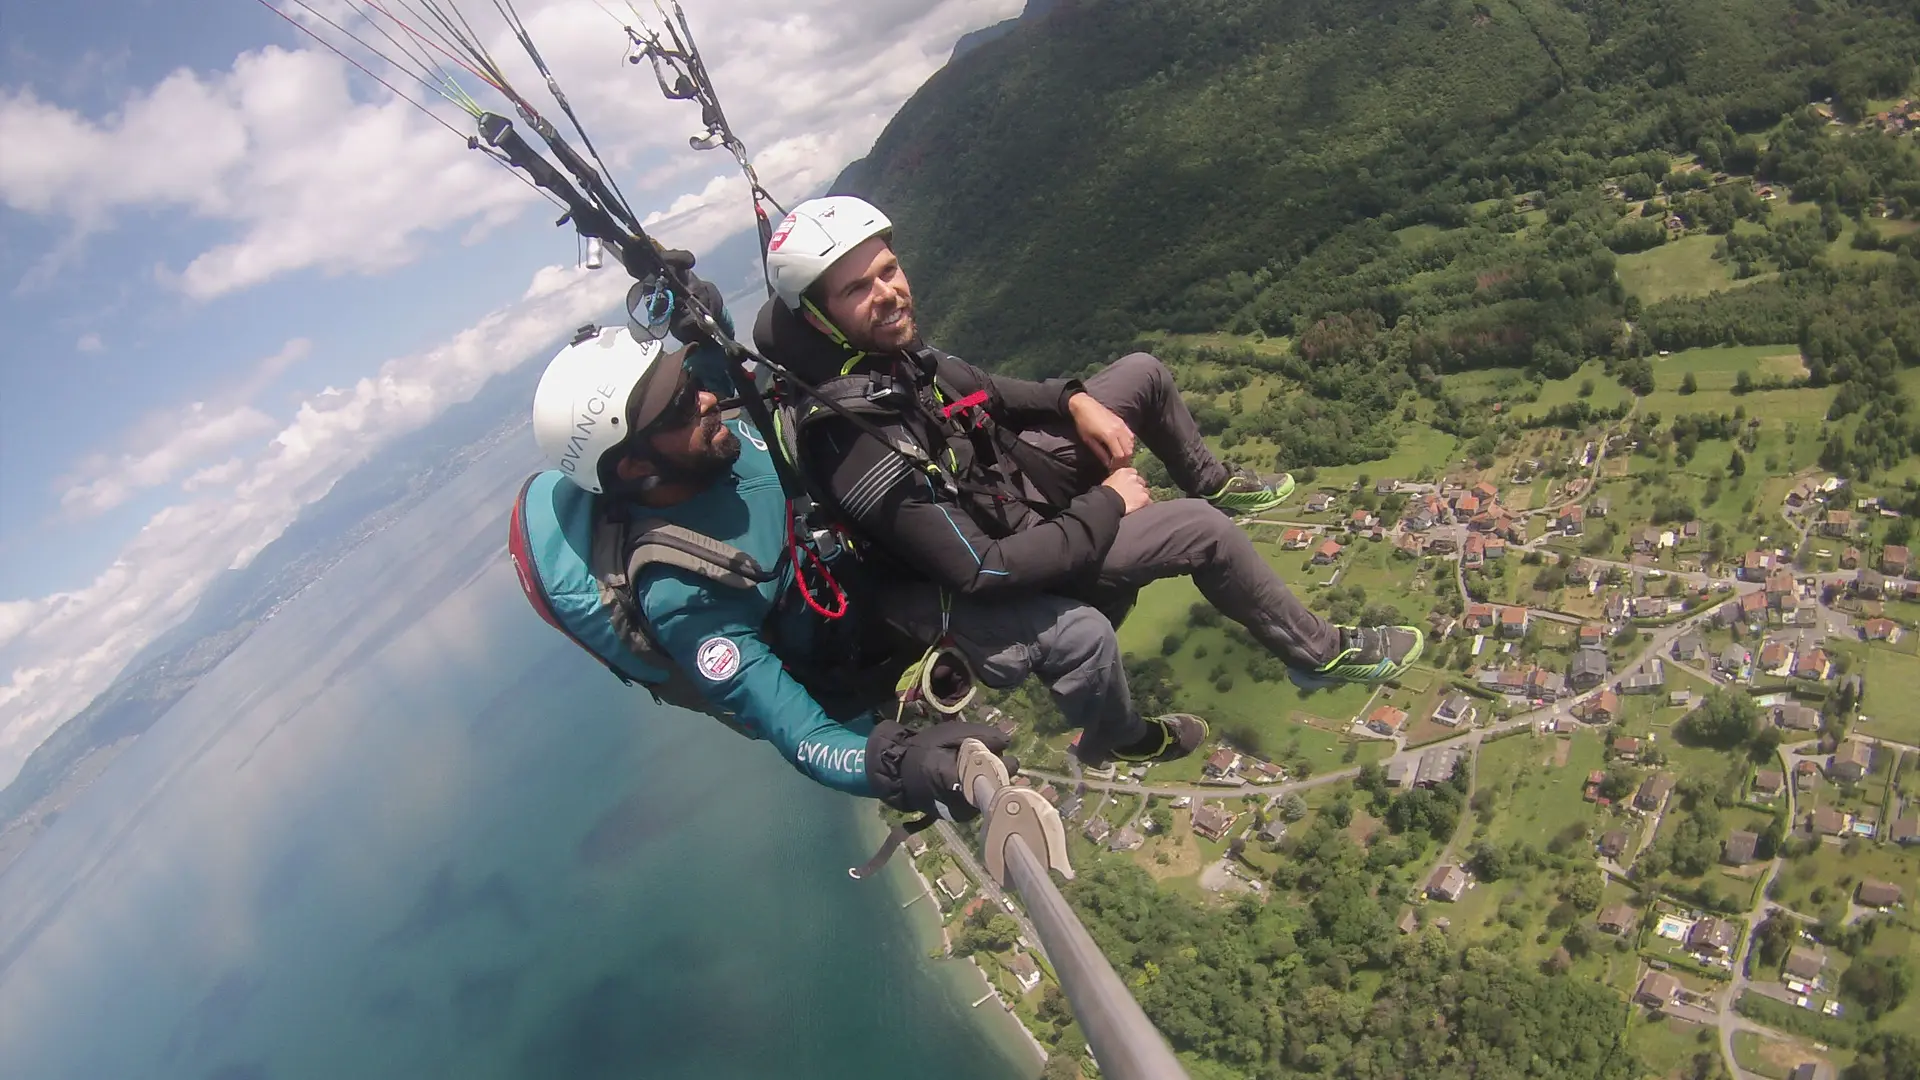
[629,526,773,590]
[791,370,1061,517]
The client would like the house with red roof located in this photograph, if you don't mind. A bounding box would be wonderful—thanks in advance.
[1499,605,1530,638]
[1367,705,1409,736]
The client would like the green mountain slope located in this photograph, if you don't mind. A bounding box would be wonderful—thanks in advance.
[835,0,1919,381]
[820,3,1920,1076]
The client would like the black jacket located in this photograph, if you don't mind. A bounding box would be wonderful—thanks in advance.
[754,301,1124,596]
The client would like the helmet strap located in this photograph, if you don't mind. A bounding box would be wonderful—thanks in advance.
[802,297,855,350]
[803,296,887,377]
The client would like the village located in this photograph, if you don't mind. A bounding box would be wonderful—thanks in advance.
[899,398,1920,1080]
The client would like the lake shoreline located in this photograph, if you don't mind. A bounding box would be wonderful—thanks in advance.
[855,807,1045,1076]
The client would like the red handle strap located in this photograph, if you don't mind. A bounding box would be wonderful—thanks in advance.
[940,390,989,425]
[787,500,847,619]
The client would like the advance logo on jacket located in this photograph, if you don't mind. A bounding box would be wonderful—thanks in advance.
[695,636,742,680]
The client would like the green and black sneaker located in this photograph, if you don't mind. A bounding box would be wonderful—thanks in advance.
[1304,625,1425,685]
[1101,714,1210,765]
[1205,466,1294,517]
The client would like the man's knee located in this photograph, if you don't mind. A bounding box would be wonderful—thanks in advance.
[1035,602,1121,679]
[1106,351,1175,393]
[946,593,1103,689]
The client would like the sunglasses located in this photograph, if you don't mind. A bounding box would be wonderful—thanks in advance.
[632,366,703,434]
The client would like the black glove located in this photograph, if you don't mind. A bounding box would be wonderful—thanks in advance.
[866,720,1015,822]
[659,248,727,344]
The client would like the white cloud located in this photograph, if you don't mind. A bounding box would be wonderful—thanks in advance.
[0,599,41,651]
[181,457,245,492]
[0,0,1022,297]
[0,264,630,788]
[51,338,315,515]
[229,337,312,403]
[75,332,103,353]
[0,47,531,299]
[58,403,279,515]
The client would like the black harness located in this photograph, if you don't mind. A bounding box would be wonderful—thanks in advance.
[782,347,1063,529]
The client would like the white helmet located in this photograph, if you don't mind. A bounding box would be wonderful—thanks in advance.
[766,196,892,309]
[532,325,680,494]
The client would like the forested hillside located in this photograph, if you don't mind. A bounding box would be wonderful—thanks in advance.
[835,0,1920,471]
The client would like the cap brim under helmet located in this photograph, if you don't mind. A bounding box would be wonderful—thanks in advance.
[596,349,693,492]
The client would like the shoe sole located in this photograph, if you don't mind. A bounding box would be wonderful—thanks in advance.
[1301,627,1426,686]
[1210,474,1296,517]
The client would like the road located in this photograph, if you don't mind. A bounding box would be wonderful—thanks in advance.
[1717,855,1787,1079]
[1712,740,1827,1077]
[1023,765,1359,801]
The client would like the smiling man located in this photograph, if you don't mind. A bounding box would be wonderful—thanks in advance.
[754,196,1424,699]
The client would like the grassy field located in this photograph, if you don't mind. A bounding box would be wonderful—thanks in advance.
[1525,359,1636,419]
[1732,1028,1832,1080]
[1324,540,1454,625]
[1638,345,1831,422]
[1826,640,1920,746]
[1617,233,1753,304]
[1476,729,1608,849]
[1628,1007,1721,1078]
[1113,573,1390,772]
[1770,842,1920,924]
[1313,424,1464,491]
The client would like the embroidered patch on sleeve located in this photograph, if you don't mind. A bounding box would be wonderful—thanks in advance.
[695,636,742,681]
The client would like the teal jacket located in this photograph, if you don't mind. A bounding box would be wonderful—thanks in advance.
[628,415,881,796]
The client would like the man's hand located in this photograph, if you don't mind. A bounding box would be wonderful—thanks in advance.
[659,248,728,344]
[1069,392,1136,469]
[1101,467,1152,515]
[866,720,1016,821]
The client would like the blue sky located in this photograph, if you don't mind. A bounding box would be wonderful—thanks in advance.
[0,0,1020,785]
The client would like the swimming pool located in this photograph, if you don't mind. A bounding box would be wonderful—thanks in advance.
[1656,915,1692,941]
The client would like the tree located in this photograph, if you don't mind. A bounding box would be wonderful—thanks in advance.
[1729,449,1745,477]
[1680,372,1699,395]
[1600,764,1638,801]
[1677,690,1759,748]
[1468,841,1510,881]
[1847,1032,1920,1080]
[1753,914,1798,968]
[1843,954,1915,1020]
[1041,1052,1083,1080]
[1563,922,1597,959]
[1561,872,1604,912]
[1279,794,1308,822]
